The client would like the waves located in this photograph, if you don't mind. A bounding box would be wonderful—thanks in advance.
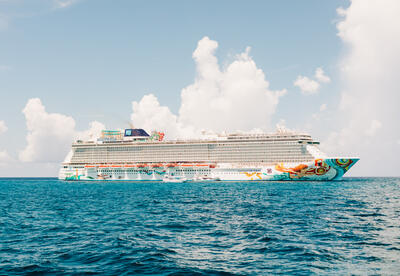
[0,178,400,274]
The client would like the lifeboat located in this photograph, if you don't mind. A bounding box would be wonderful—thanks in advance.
[195,164,208,167]
[151,163,162,168]
[124,164,136,168]
[111,165,121,168]
[181,164,193,167]
[84,165,96,168]
[137,163,147,168]
[209,164,216,168]
[166,163,176,168]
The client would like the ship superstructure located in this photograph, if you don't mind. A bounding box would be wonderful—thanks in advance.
[59,128,358,181]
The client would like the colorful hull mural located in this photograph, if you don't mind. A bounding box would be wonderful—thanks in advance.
[270,158,358,181]
[60,158,359,181]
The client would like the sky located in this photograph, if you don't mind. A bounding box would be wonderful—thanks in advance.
[0,0,399,177]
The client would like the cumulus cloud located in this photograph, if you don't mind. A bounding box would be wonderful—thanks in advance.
[293,76,320,95]
[0,120,7,134]
[314,67,331,83]
[294,67,330,95]
[322,0,400,175]
[0,150,12,166]
[77,121,105,141]
[19,98,105,162]
[131,37,286,138]
[0,120,10,166]
[131,94,196,139]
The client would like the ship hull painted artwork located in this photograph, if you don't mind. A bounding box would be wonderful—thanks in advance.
[59,158,359,182]
[59,128,359,181]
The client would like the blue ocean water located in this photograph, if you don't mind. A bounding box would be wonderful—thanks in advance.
[1,178,400,275]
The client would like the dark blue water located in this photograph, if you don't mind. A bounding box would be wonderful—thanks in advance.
[1,178,400,275]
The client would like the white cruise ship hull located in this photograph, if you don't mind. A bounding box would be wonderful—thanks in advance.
[58,158,359,182]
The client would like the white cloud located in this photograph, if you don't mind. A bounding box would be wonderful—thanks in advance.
[0,0,81,32]
[314,67,331,83]
[0,120,11,166]
[307,104,327,121]
[0,150,12,166]
[336,7,346,17]
[131,36,286,138]
[312,104,328,121]
[0,120,7,134]
[333,0,400,140]
[365,119,382,137]
[54,0,80,9]
[293,76,320,95]
[19,98,105,162]
[131,94,196,139]
[322,0,400,175]
[294,67,330,95]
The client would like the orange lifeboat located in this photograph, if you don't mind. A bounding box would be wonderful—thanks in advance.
[166,163,176,168]
[137,163,147,168]
[151,163,162,168]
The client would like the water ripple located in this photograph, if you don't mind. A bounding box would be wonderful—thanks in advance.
[1,177,400,274]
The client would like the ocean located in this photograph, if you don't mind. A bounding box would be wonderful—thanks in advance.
[1,177,399,275]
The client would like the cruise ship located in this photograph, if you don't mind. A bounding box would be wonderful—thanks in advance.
[59,128,359,181]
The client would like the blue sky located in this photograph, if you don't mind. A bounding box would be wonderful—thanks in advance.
[1,0,399,176]
[0,0,345,119]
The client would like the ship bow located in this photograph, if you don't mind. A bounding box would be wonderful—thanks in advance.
[326,158,359,180]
